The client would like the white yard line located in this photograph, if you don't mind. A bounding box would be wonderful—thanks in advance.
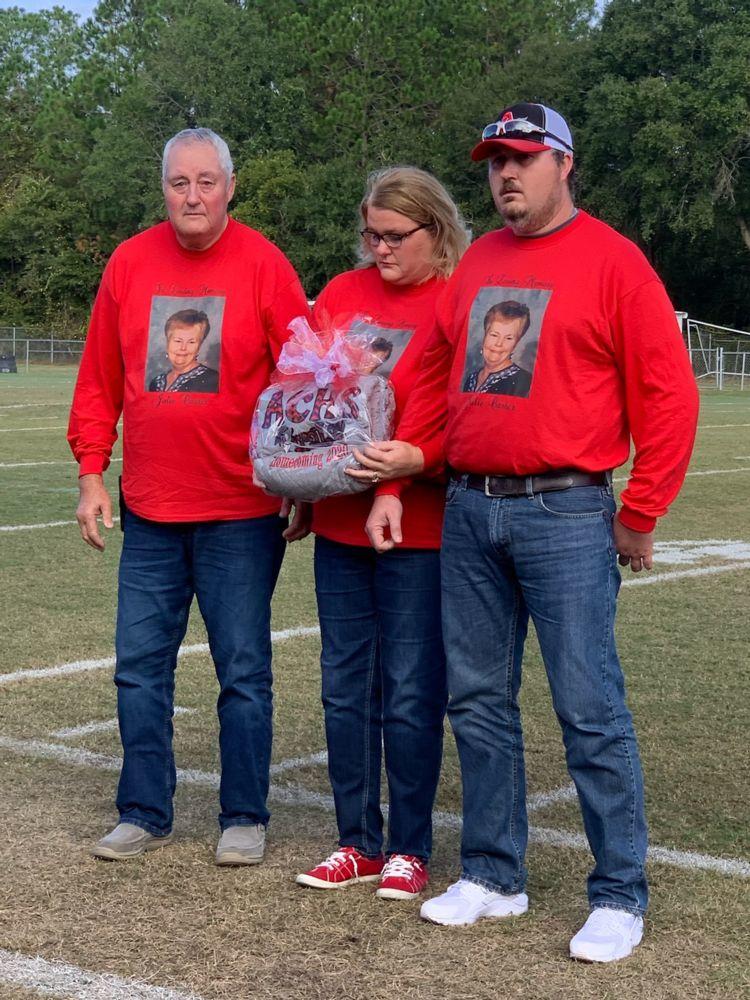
[0,403,64,410]
[0,518,83,532]
[0,627,321,687]
[0,458,121,468]
[698,423,750,429]
[270,750,328,775]
[527,783,577,811]
[0,425,68,432]
[0,948,202,1000]
[613,466,750,483]
[622,561,750,587]
[0,735,747,879]
[50,707,195,740]
[3,560,748,687]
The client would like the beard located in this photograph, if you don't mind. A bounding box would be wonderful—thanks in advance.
[496,186,565,235]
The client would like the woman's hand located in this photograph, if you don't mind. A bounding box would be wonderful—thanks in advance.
[346,440,424,485]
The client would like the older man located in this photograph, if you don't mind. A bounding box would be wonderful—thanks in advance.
[365,103,698,960]
[68,128,310,864]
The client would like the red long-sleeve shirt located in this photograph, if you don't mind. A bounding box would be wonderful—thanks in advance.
[387,211,698,533]
[311,266,447,548]
[68,218,310,522]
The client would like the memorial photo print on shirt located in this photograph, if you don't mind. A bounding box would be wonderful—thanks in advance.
[144,294,225,394]
[348,319,414,379]
[461,286,551,398]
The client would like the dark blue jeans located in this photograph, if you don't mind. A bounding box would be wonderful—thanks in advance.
[314,536,447,861]
[115,510,286,835]
[441,479,648,915]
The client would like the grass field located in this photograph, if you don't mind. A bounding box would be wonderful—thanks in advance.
[0,368,748,1000]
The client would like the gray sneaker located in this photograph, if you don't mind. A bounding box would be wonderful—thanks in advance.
[91,822,174,860]
[215,824,266,866]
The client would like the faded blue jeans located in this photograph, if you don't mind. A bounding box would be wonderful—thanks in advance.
[114,510,286,835]
[314,537,447,861]
[441,478,648,915]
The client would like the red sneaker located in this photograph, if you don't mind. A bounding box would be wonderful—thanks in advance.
[376,855,429,900]
[296,846,385,889]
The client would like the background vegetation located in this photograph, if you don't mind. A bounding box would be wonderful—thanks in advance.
[1,0,749,333]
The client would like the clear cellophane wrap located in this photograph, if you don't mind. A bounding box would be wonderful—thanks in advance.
[250,316,396,501]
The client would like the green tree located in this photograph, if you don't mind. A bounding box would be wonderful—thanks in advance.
[575,0,750,324]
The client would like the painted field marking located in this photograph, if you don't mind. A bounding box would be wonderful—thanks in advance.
[0,458,121,468]
[613,467,750,483]
[50,707,195,741]
[699,423,750,429]
[623,561,750,587]
[651,539,750,563]
[0,948,202,1000]
[271,750,328,775]
[527,783,577,812]
[0,626,321,687]
[0,518,82,532]
[1,514,122,532]
[0,403,65,410]
[1,735,747,880]
[0,425,68,432]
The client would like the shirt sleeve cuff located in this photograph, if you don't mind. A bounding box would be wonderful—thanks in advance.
[78,455,109,477]
[618,506,656,533]
[375,479,409,499]
[418,436,445,476]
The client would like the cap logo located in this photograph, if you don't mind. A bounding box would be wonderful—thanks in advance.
[501,112,514,122]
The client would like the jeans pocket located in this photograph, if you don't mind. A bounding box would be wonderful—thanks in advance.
[536,485,612,519]
[445,478,463,507]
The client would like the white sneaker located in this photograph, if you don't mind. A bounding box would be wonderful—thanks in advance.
[569,908,644,962]
[91,822,173,860]
[420,879,528,926]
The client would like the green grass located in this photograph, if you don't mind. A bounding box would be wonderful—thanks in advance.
[0,369,748,999]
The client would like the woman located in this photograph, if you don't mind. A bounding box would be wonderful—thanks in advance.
[463,300,532,396]
[296,167,469,900]
[149,308,219,393]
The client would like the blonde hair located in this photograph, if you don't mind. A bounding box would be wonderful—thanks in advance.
[357,166,469,279]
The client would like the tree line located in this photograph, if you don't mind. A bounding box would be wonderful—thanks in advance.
[1,0,749,334]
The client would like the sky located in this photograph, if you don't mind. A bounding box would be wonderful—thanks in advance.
[0,0,97,17]
[1,0,609,19]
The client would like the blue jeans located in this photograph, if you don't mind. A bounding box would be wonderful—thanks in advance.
[441,478,648,915]
[314,536,447,860]
[115,510,287,835]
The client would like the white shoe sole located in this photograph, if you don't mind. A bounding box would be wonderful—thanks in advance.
[570,926,643,963]
[296,873,381,889]
[91,832,174,861]
[376,886,424,901]
[216,850,264,866]
[421,898,529,926]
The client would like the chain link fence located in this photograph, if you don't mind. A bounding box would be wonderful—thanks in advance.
[0,327,85,371]
[685,319,750,390]
[2,317,749,388]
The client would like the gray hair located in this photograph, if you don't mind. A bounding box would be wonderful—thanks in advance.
[162,128,234,185]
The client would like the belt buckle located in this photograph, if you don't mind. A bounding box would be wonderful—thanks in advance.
[484,476,510,500]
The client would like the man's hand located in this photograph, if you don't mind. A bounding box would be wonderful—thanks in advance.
[280,497,312,542]
[365,495,403,553]
[613,514,654,572]
[346,440,424,484]
[76,474,114,551]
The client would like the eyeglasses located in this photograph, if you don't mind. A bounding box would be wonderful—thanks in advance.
[359,224,431,249]
[481,117,573,153]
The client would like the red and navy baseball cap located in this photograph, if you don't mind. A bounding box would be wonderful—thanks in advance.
[471,102,574,161]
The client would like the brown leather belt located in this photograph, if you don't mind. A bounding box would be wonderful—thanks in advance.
[458,469,609,498]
